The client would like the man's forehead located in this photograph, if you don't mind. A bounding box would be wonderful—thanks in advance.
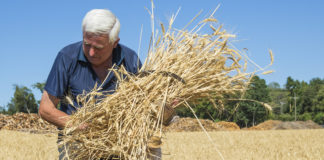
[83,32,109,44]
[84,32,109,39]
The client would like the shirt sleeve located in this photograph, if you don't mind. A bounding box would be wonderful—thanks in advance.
[44,51,69,98]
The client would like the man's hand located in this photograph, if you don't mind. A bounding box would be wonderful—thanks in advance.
[76,123,89,131]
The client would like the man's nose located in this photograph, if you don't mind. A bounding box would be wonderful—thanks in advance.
[89,47,96,56]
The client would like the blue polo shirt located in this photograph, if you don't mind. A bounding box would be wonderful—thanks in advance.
[44,41,142,115]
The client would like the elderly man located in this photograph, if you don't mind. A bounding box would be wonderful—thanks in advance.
[39,9,164,159]
[39,8,175,160]
[39,8,142,126]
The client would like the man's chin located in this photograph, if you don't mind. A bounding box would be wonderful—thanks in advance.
[89,61,101,66]
[88,58,101,64]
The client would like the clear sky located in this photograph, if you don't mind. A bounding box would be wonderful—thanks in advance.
[1,0,323,107]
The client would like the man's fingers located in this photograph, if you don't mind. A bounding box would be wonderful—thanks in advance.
[170,99,180,107]
[78,123,88,130]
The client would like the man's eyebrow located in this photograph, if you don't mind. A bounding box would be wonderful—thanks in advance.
[83,41,104,49]
[94,45,104,49]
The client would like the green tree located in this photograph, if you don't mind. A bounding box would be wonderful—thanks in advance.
[313,112,324,124]
[284,77,306,116]
[309,78,324,92]
[7,85,38,115]
[268,82,281,89]
[308,78,324,113]
[312,85,324,113]
[234,76,271,127]
[268,81,289,115]
[175,105,193,118]
[285,76,296,95]
[0,105,6,114]
[175,98,222,121]
[297,81,312,114]
[32,82,45,93]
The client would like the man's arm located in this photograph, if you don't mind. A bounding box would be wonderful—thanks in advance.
[39,90,69,128]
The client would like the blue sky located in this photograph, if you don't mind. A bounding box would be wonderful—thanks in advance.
[1,0,323,107]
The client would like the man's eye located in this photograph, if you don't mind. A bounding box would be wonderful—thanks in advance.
[95,46,103,50]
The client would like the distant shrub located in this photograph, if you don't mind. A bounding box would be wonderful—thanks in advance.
[277,113,294,121]
[313,112,324,124]
[299,112,312,121]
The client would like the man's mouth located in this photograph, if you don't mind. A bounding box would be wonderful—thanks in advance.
[89,56,100,60]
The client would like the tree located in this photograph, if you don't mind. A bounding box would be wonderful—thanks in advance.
[309,78,324,92]
[7,85,38,114]
[32,82,45,93]
[297,81,312,114]
[285,76,297,95]
[175,105,193,118]
[312,85,324,113]
[268,81,288,115]
[175,98,222,121]
[284,77,307,116]
[268,82,280,89]
[234,76,271,127]
[308,78,324,113]
[0,105,6,114]
[314,112,324,124]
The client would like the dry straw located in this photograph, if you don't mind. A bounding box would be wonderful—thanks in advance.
[61,6,272,160]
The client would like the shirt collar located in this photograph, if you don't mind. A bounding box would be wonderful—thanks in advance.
[78,46,88,63]
[112,44,125,66]
[78,43,125,66]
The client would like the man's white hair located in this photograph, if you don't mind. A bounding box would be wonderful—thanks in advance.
[82,9,120,43]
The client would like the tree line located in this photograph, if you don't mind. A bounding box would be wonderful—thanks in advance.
[177,76,324,127]
[1,76,324,127]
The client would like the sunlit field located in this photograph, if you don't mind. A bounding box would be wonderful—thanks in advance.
[0,130,58,160]
[0,129,323,160]
[162,129,324,160]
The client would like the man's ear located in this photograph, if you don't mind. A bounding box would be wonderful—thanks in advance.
[113,38,120,48]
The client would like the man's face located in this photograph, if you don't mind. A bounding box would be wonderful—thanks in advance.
[82,32,119,67]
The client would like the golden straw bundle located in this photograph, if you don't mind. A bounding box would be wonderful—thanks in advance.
[61,8,269,159]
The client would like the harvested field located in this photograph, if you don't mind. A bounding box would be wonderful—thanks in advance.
[1,113,323,159]
[0,130,58,160]
[248,120,323,130]
[1,129,323,160]
[162,129,324,160]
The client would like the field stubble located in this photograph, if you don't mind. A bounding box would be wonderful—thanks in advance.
[0,130,58,159]
[162,129,324,160]
[0,129,323,160]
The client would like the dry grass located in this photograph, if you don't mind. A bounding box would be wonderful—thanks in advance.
[1,129,323,160]
[162,129,324,160]
[0,130,58,160]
